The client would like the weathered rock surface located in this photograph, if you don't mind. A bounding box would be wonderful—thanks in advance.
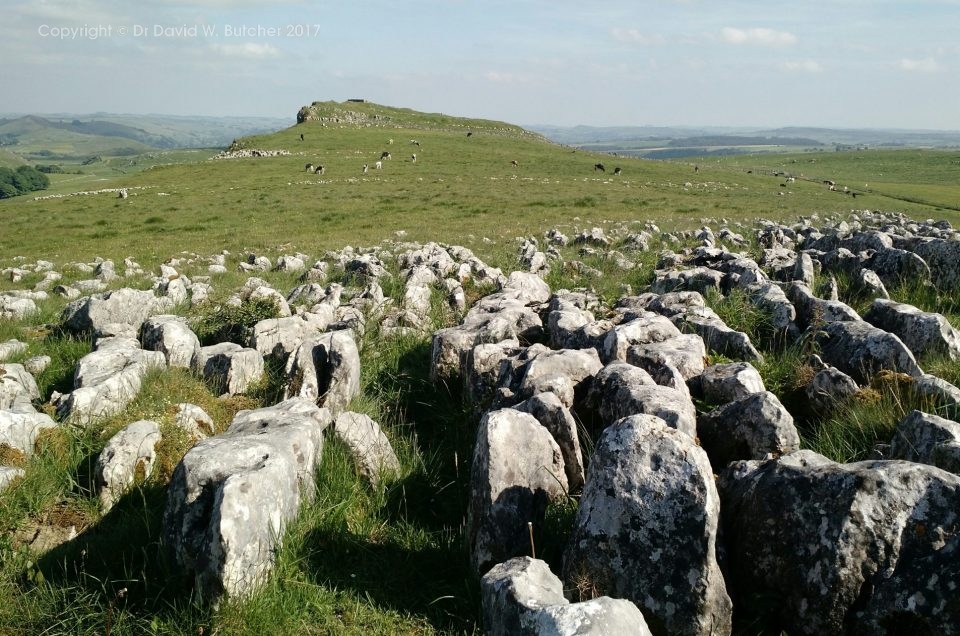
[140,314,201,369]
[467,408,567,574]
[816,320,923,384]
[481,557,651,636]
[57,339,166,423]
[249,308,335,360]
[588,362,697,438]
[697,391,800,470]
[889,409,960,473]
[692,362,765,404]
[332,411,400,487]
[1,363,41,408]
[563,415,732,636]
[283,330,361,415]
[863,298,960,361]
[95,419,162,511]
[196,342,265,396]
[720,450,960,635]
[0,466,25,493]
[514,391,585,494]
[164,398,330,604]
[0,401,58,455]
[61,287,169,334]
[174,403,216,440]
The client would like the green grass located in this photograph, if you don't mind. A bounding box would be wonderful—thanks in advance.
[5,102,960,634]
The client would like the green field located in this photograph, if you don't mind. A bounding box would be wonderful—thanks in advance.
[2,101,959,271]
[3,102,960,635]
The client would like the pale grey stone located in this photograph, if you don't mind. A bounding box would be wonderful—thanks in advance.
[467,409,567,574]
[163,398,330,604]
[95,419,162,511]
[564,415,732,636]
[333,411,400,487]
[140,314,201,369]
[196,342,265,396]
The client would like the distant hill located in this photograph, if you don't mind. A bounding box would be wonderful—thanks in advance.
[529,124,960,158]
[0,113,290,162]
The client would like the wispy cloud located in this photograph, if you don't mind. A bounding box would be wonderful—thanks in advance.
[721,27,797,46]
[896,57,942,73]
[611,28,665,45]
[778,60,823,73]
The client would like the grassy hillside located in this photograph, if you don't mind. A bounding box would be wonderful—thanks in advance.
[3,101,959,271]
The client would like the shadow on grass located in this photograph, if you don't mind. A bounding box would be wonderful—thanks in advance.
[301,524,480,634]
[27,484,211,632]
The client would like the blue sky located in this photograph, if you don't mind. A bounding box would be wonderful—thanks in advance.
[3,0,958,129]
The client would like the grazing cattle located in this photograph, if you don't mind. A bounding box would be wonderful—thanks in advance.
[594,163,605,172]
[375,161,382,170]
[694,165,699,173]
[299,133,304,141]
[388,138,394,145]
[411,153,417,163]
[511,160,519,168]
[467,131,473,137]
[410,140,420,147]
[362,164,368,174]
[380,151,392,160]
[315,166,325,175]
[824,179,835,186]
[613,167,622,176]
[305,163,314,172]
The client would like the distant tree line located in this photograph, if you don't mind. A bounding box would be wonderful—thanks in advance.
[0,165,50,199]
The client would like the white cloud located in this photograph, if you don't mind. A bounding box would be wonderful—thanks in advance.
[611,28,665,45]
[778,60,823,73]
[896,57,942,73]
[721,27,797,47]
[210,42,281,59]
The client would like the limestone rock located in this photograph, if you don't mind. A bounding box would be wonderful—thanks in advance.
[196,342,265,396]
[467,408,567,574]
[563,415,732,636]
[95,419,162,511]
[163,399,330,604]
[332,411,400,487]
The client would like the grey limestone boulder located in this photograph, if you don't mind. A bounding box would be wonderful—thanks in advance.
[467,408,568,574]
[589,361,697,438]
[787,282,860,331]
[511,347,603,409]
[249,308,335,360]
[174,403,216,440]
[719,450,960,635]
[625,333,707,381]
[697,391,800,470]
[816,320,922,384]
[514,391,585,494]
[805,358,861,412]
[482,557,650,636]
[283,330,360,415]
[854,268,889,300]
[58,339,166,423]
[140,314,201,369]
[601,315,681,364]
[889,409,960,473]
[563,415,732,636]
[0,401,57,455]
[61,287,168,334]
[196,342,264,396]
[332,411,400,487]
[863,298,960,361]
[0,295,38,321]
[464,338,523,411]
[95,419,162,511]
[671,307,763,363]
[1,363,41,408]
[0,339,28,362]
[163,398,331,604]
[744,281,796,333]
[867,247,931,288]
[693,362,766,404]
